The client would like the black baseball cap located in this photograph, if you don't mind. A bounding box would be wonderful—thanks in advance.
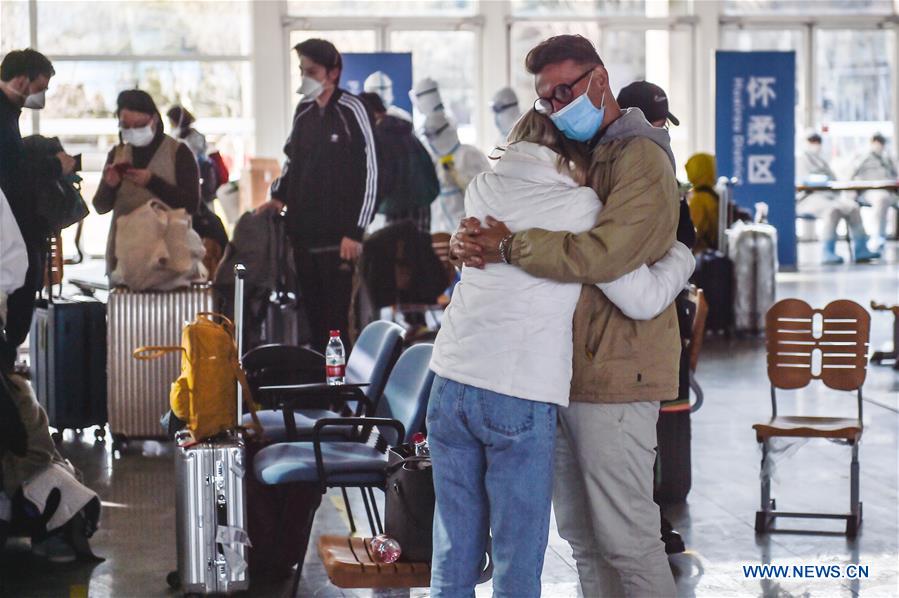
[617,81,679,126]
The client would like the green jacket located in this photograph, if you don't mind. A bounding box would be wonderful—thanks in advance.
[510,113,681,403]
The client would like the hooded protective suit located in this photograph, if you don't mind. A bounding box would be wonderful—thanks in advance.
[422,111,490,234]
[685,153,719,253]
[491,87,522,144]
[364,71,412,122]
[411,77,444,115]
[851,143,898,245]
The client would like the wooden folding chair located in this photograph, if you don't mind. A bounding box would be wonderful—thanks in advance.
[752,299,870,536]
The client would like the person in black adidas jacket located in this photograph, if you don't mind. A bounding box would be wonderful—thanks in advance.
[260,39,378,352]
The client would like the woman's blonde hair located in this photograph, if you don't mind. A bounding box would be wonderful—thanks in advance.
[506,109,591,185]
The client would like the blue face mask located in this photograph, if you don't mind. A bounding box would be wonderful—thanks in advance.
[550,74,606,142]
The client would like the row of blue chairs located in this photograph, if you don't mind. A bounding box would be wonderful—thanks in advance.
[242,321,434,535]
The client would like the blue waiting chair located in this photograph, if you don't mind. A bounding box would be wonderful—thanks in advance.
[253,343,435,536]
[242,320,405,442]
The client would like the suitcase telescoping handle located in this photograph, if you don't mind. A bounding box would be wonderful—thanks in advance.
[716,176,738,256]
[234,264,246,421]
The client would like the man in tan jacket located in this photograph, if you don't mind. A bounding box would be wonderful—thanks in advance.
[452,35,679,597]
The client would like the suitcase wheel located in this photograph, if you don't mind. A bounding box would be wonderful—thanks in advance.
[165,570,180,589]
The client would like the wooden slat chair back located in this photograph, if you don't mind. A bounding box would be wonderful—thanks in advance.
[753,298,870,537]
[766,298,870,392]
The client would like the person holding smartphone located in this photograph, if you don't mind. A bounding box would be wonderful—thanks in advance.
[92,89,201,275]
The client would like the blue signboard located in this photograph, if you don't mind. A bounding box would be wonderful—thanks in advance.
[716,51,796,269]
[342,53,413,114]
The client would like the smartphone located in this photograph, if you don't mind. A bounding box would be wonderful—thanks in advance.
[73,153,82,172]
[113,161,132,175]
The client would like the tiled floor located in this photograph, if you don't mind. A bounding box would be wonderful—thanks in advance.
[2,242,897,597]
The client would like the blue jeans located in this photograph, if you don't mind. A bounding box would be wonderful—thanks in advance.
[427,375,558,598]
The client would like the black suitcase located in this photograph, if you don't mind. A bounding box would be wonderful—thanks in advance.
[655,410,691,504]
[29,296,107,438]
[693,249,733,334]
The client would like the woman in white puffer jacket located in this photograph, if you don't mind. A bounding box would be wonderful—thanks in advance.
[426,110,694,597]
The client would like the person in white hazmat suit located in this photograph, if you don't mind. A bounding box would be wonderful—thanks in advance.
[423,111,491,235]
[364,71,412,122]
[850,132,899,252]
[796,131,880,264]
[491,86,522,145]
[0,187,101,563]
[410,77,445,115]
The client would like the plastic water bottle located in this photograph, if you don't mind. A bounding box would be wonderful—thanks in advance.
[412,432,430,457]
[370,534,402,563]
[325,330,346,385]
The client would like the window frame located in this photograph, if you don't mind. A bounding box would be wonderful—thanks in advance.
[15,0,254,259]
[283,15,484,146]
[719,14,899,169]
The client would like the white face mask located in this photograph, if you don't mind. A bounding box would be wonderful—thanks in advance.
[24,90,46,110]
[2,81,46,110]
[121,124,155,147]
[297,76,324,100]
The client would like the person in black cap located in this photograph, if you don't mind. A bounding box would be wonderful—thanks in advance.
[92,89,201,274]
[617,80,680,129]
[617,79,693,558]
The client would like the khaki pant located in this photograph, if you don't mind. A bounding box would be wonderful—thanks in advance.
[553,401,675,598]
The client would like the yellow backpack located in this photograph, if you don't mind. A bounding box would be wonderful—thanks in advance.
[133,312,262,442]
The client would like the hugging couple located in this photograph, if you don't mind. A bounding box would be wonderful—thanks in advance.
[427,34,694,598]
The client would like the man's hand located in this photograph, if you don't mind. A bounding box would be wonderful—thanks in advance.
[102,164,122,188]
[340,236,362,261]
[56,152,76,176]
[469,216,512,265]
[255,199,285,215]
[450,217,485,268]
[123,168,152,187]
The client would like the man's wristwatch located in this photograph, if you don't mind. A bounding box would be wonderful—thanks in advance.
[499,233,515,264]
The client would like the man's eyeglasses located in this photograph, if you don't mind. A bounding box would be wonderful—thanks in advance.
[534,68,595,116]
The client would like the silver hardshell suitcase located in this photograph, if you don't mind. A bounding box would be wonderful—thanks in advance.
[728,223,778,334]
[170,266,251,594]
[173,433,250,594]
[108,285,213,440]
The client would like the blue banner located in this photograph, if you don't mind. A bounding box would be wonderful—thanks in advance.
[716,51,796,269]
[342,53,413,114]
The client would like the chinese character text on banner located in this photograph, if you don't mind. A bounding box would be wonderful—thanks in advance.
[716,51,796,269]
